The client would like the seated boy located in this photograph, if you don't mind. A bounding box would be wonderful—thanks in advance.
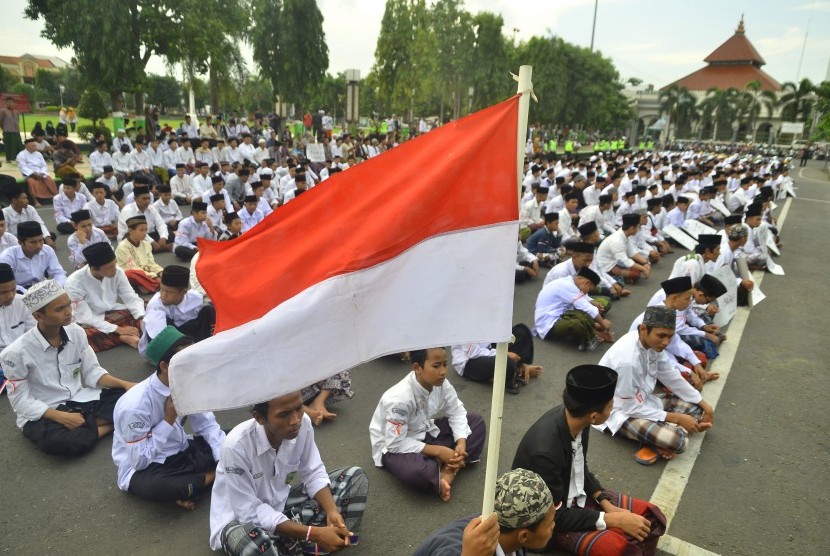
[65,243,145,352]
[3,280,134,456]
[512,365,666,553]
[66,209,110,269]
[139,265,216,355]
[112,327,224,509]
[85,182,120,238]
[451,323,542,395]
[210,391,368,555]
[174,200,216,262]
[114,215,164,293]
[369,347,486,502]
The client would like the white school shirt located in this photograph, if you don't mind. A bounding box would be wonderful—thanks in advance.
[597,329,702,435]
[450,343,495,376]
[595,228,636,272]
[112,373,225,491]
[2,205,50,237]
[163,148,180,169]
[533,276,599,338]
[519,198,543,228]
[209,416,330,550]
[65,266,145,333]
[0,232,17,254]
[2,323,109,428]
[646,289,706,335]
[369,371,471,467]
[170,174,195,200]
[669,253,706,285]
[117,203,167,241]
[131,149,153,171]
[112,136,133,153]
[112,151,135,173]
[201,188,233,209]
[147,146,165,168]
[174,216,215,250]
[629,306,701,367]
[85,198,120,228]
[195,148,215,166]
[15,149,49,176]
[53,192,88,224]
[95,174,120,192]
[686,199,711,221]
[152,198,183,224]
[89,150,114,175]
[239,208,264,232]
[544,257,615,289]
[139,290,204,355]
[253,147,270,164]
[664,207,686,229]
[0,295,35,350]
[582,184,600,206]
[192,174,213,197]
[177,147,195,166]
[66,227,110,268]
[0,245,66,287]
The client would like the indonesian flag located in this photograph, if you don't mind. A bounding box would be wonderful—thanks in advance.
[169,96,521,414]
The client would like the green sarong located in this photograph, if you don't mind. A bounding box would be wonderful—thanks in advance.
[549,310,595,345]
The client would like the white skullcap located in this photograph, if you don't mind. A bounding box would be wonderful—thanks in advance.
[23,280,66,313]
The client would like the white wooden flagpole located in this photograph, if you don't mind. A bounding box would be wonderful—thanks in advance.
[481,65,533,517]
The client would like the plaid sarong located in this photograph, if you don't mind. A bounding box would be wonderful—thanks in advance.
[554,489,666,556]
[82,309,141,353]
[618,394,704,454]
[301,371,354,406]
[220,466,368,556]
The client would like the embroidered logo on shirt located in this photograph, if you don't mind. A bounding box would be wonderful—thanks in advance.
[285,471,297,485]
[72,367,81,379]
[128,421,146,430]
[225,466,244,475]
[252,472,263,479]
[3,359,15,368]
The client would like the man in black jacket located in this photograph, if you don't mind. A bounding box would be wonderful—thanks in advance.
[512,365,666,555]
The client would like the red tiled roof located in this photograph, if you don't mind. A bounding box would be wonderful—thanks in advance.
[0,55,56,68]
[704,32,766,65]
[664,65,781,92]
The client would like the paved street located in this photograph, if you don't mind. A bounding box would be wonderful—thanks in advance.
[0,161,827,555]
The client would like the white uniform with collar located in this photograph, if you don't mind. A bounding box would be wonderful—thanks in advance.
[597,330,702,435]
[209,415,330,550]
[369,371,471,467]
[0,295,35,350]
[112,373,225,491]
[65,266,145,333]
[533,276,599,338]
[2,324,109,428]
[139,290,204,354]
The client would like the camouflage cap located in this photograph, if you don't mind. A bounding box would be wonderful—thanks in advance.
[643,305,676,329]
[494,469,554,529]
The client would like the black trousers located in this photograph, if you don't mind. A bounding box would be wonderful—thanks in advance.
[461,324,534,387]
[21,388,125,456]
[174,245,197,261]
[56,222,75,234]
[128,436,217,502]
[148,230,174,244]
[171,304,216,342]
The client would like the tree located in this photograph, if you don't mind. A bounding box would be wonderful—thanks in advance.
[77,89,109,126]
[35,68,61,105]
[371,0,422,117]
[0,66,12,92]
[658,85,698,140]
[10,83,36,103]
[251,0,329,110]
[25,0,241,115]
[431,0,475,120]
[469,12,510,112]
[240,76,275,113]
[779,79,815,123]
[145,74,182,113]
[743,80,778,142]
[699,87,739,141]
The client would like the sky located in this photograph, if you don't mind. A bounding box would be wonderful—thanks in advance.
[6,0,830,89]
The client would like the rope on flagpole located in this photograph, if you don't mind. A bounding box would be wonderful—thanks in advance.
[481,65,533,519]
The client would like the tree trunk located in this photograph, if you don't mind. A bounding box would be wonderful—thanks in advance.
[712,120,718,141]
[209,63,220,113]
[134,92,144,122]
[110,90,123,113]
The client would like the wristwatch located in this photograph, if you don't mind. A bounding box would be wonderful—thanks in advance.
[595,491,610,505]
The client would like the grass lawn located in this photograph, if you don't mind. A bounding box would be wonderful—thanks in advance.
[17,113,112,134]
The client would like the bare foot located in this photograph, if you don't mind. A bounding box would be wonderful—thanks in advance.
[655,447,677,460]
[309,401,337,421]
[525,365,543,379]
[620,289,632,297]
[439,467,456,503]
[120,334,139,349]
[701,370,720,382]
[303,407,323,426]
[175,500,196,510]
[597,331,616,343]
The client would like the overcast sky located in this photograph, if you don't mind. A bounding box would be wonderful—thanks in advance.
[7,0,830,89]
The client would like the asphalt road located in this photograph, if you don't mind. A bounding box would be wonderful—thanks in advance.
[0,161,826,555]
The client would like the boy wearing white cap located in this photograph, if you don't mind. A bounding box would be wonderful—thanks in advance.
[2,280,134,456]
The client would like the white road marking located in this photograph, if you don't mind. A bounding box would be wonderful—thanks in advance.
[794,196,830,204]
[797,166,830,183]
[652,198,793,555]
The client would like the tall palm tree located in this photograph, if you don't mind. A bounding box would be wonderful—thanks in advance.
[699,87,739,141]
[779,78,814,122]
[658,85,696,139]
[744,80,779,142]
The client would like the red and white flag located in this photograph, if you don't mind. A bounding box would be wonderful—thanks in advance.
[169,96,521,414]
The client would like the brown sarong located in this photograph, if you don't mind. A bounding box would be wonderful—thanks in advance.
[82,309,141,352]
